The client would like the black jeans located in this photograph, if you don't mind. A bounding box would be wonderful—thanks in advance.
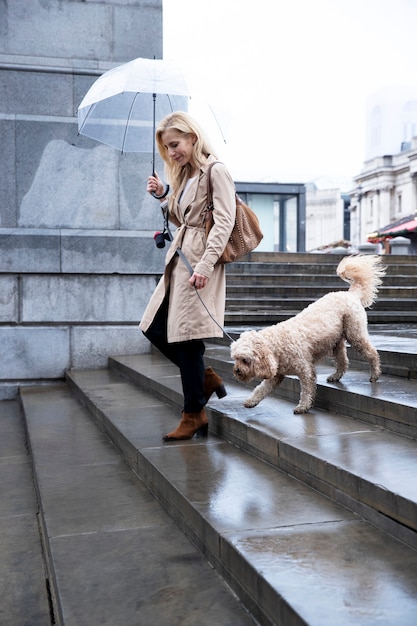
[143,296,206,413]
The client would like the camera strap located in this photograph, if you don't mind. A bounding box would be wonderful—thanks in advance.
[162,207,233,343]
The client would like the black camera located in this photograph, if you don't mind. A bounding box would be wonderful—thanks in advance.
[154,230,170,248]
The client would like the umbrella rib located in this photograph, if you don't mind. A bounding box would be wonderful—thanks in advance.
[78,101,98,135]
[208,104,227,144]
[121,92,139,153]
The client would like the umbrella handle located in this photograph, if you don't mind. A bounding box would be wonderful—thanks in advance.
[151,183,170,200]
[151,92,169,199]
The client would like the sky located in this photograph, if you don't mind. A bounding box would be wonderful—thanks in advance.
[163,0,417,186]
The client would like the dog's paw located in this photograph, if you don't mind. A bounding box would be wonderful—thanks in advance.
[244,398,258,408]
[293,404,309,414]
[369,374,380,382]
[327,374,341,383]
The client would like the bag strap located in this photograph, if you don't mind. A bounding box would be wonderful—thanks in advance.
[206,160,238,211]
[206,161,217,210]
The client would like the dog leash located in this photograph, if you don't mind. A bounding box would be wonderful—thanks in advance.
[161,206,234,344]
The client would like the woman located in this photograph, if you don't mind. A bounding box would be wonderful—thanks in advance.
[140,111,236,441]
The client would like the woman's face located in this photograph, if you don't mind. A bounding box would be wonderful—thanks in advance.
[161,129,196,169]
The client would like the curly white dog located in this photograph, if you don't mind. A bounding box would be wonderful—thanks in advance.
[231,255,386,414]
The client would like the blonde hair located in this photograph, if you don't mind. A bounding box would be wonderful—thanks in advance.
[156,111,217,200]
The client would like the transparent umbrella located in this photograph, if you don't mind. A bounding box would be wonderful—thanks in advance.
[78,57,192,197]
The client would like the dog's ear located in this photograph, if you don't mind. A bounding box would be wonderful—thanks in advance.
[230,331,255,359]
[252,335,277,379]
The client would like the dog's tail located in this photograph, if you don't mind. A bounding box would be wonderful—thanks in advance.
[336,254,386,308]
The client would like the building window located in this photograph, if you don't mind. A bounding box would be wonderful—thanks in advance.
[284,196,298,252]
[236,182,306,252]
[398,193,402,213]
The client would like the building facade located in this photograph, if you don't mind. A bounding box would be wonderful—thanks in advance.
[348,85,417,253]
[349,137,417,252]
[305,183,351,252]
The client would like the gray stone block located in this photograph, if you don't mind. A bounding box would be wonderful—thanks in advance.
[0,1,162,63]
[358,243,378,254]
[0,118,17,226]
[1,2,112,61]
[390,236,411,255]
[22,275,157,322]
[20,141,120,229]
[0,69,73,116]
[71,325,149,369]
[0,326,70,378]
[105,0,160,7]
[17,134,161,229]
[0,229,61,273]
[61,230,165,274]
[0,0,165,391]
[0,276,18,322]
[15,120,79,212]
[0,384,22,400]
[113,5,161,61]
[73,74,100,117]
[119,152,166,230]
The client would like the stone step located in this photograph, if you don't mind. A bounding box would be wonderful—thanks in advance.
[244,252,413,266]
[225,297,417,312]
[223,254,416,328]
[225,253,417,326]
[226,273,417,286]
[226,285,417,298]
[105,350,417,544]
[228,260,417,276]
[65,360,417,626]
[347,336,417,378]
[0,399,52,625]
[20,384,254,626]
[212,330,417,380]
[224,310,417,325]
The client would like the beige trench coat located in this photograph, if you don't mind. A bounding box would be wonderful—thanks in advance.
[140,157,236,342]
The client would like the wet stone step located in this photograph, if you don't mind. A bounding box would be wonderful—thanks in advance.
[65,367,417,626]
[205,343,417,438]
[224,254,417,327]
[106,350,417,546]
[0,400,52,625]
[225,298,417,311]
[206,331,417,379]
[20,384,255,626]
[226,274,417,286]
[240,252,413,266]
[228,259,417,275]
[224,311,417,325]
[225,285,417,297]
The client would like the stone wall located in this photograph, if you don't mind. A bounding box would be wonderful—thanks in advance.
[0,0,165,397]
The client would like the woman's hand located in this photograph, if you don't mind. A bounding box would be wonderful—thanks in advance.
[147,173,164,197]
[189,272,208,290]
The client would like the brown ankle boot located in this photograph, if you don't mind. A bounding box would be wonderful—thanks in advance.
[163,408,208,441]
[204,367,227,402]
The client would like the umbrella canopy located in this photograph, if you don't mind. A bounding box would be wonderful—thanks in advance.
[77,57,190,161]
